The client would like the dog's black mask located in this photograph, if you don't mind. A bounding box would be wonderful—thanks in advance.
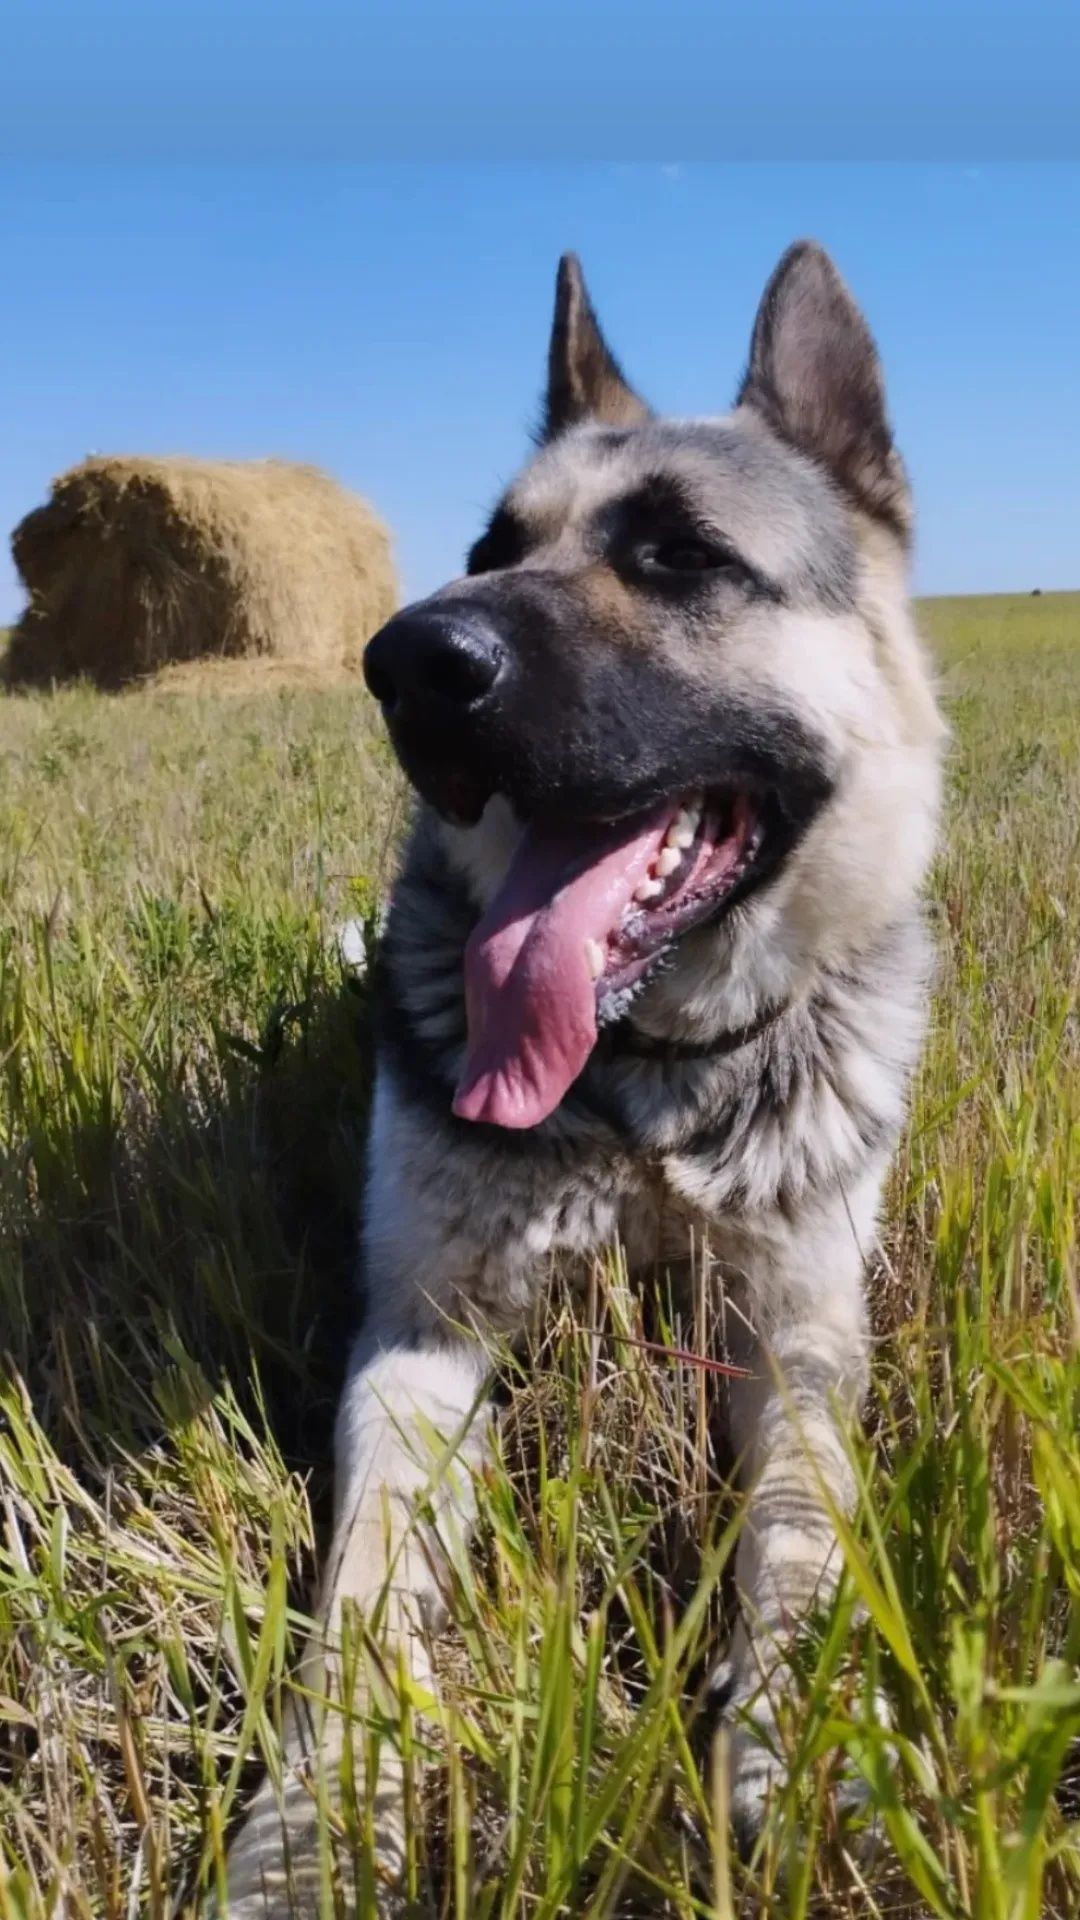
[363,578,833,833]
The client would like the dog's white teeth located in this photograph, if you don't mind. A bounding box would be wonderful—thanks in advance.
[665,803,701,850]
[654,846,681,878]
[584,938,606,980]
[635,877,663,902]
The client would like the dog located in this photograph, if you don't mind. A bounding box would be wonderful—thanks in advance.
[223,239,944,1913]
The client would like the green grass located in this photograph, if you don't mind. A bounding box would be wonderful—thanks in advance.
[0,592,1078,1917]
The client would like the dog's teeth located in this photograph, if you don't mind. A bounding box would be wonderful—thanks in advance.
[665,804,701,850]
[654,846,681,878]
[584,938,605,980]
[635,877,663,902]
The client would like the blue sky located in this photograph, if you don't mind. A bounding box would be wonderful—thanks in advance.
[2,163,1078,619]
[4,3,1079,163]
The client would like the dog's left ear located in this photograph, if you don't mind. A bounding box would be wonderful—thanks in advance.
[543,253,650,440]
[738,240,911,541]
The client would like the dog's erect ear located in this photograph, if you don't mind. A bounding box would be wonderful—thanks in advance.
[543,253,649,440]
[738,241,911,541]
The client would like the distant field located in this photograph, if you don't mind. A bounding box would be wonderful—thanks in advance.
[1,591,1078,1917]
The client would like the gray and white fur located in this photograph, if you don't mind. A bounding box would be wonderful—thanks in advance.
[223,240,944,1913]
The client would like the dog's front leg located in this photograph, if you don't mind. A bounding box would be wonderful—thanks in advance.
[713,1180,877,1841]
[221,1304,490,1916]
[220,1059,555,1917]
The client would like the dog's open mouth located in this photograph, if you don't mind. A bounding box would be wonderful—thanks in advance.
[453,789,767,1130]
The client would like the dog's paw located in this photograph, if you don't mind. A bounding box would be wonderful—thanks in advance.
[707,1651,788,1852]
[216,1757,409,1919]
[708,1649,892,1861]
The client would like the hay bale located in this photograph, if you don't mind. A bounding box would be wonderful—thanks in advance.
[5,456,396,690]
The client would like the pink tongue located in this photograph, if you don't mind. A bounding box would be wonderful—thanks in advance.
[454,803,674,1129]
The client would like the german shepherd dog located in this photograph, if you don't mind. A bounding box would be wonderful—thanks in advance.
[224,242,944,1912]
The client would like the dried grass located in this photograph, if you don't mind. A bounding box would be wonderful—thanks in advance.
[1,596,1079,1913]
[5,455,396,690]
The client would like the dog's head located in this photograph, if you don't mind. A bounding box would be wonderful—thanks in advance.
[365,242,944,1130]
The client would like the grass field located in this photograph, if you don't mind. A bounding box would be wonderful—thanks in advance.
[0,591,1078,1918]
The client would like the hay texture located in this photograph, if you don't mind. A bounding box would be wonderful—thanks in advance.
[5,457,396,690]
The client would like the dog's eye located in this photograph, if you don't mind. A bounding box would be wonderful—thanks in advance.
[640,538,737,576]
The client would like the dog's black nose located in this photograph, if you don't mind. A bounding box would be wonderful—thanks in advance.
[364,607,505,717]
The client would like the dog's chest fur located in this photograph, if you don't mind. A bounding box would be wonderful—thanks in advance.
[370,813,931,1324]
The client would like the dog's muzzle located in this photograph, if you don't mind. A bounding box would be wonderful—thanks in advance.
[364,605,505,725]
[363,604,509,821]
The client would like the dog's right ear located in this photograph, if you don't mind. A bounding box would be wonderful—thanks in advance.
[738,240,911,541]
[542,254,649,441]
